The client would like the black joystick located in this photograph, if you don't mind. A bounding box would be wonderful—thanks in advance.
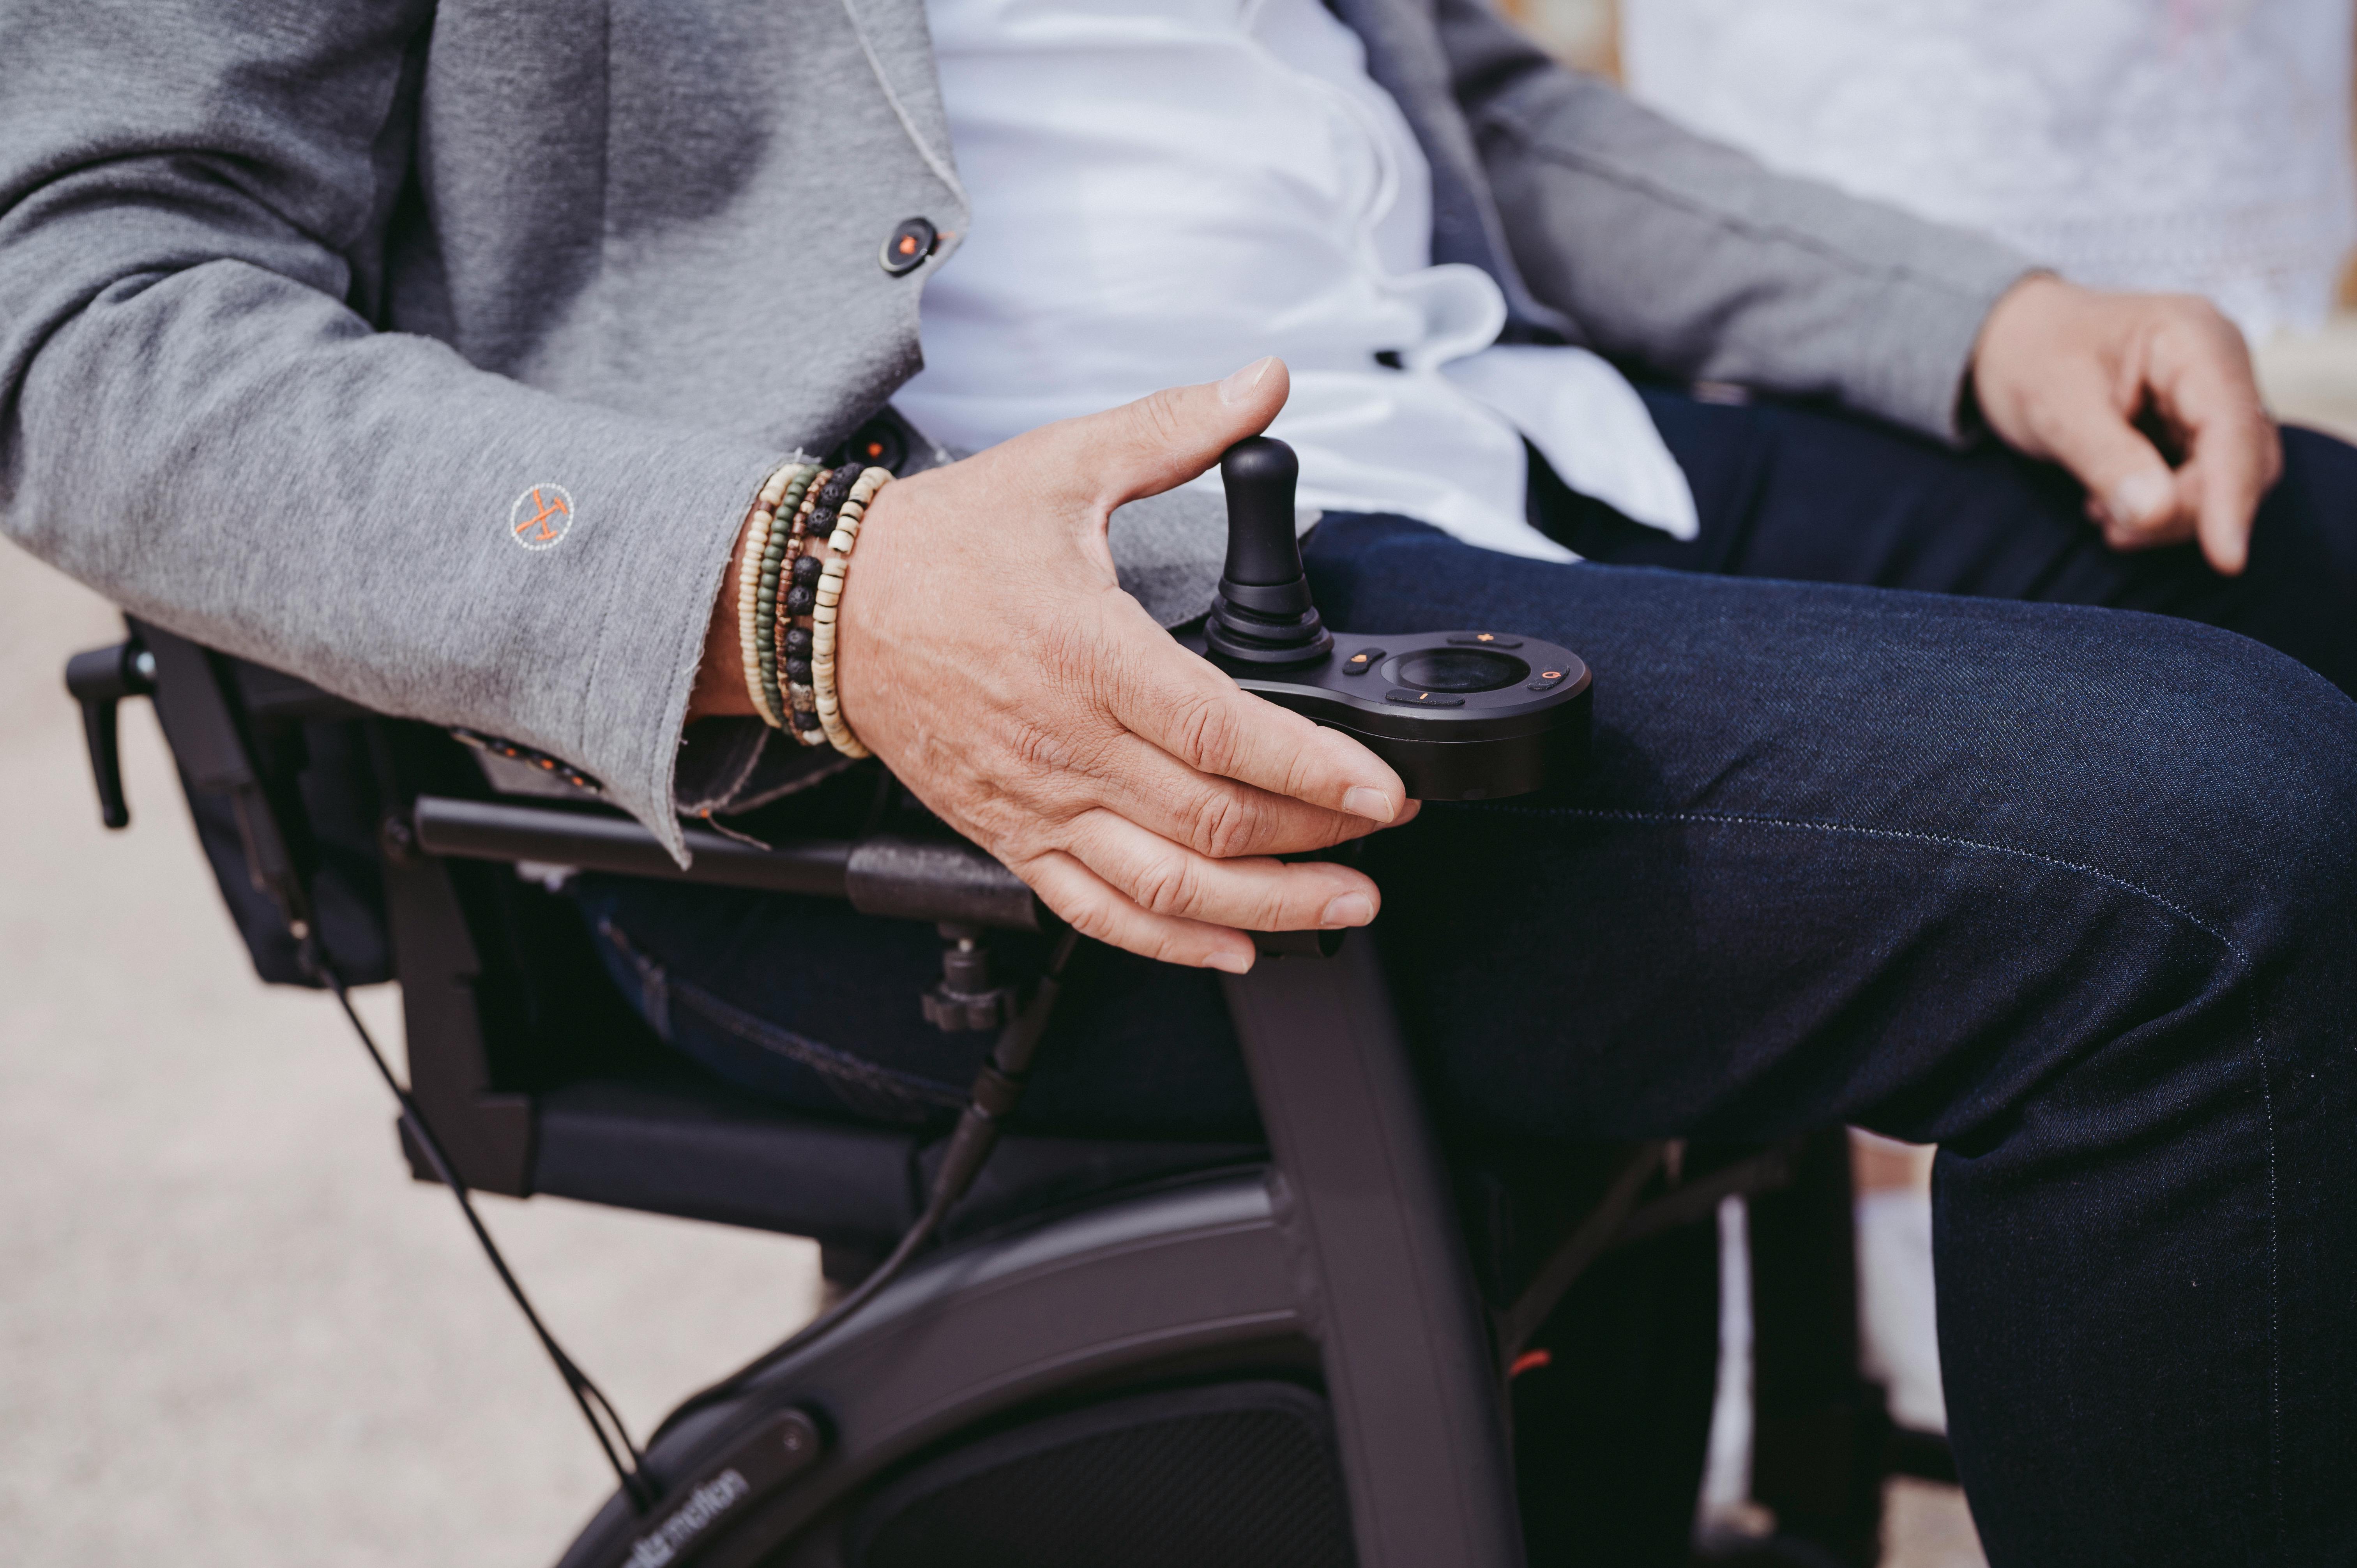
[1182,436,1593,801]
[1204,438,1333,666]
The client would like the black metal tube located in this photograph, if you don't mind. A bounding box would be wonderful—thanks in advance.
[413,797,1046,929]
[412,796,852,896]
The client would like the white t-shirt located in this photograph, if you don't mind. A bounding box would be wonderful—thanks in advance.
[894,0,1698,562]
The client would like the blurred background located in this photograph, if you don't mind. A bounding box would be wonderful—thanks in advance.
[7,4,2357,1564]
[1509,0,2357,441]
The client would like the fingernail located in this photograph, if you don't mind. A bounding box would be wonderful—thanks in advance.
[1218,356,1277,405]
[2111,471,2174,528]
[1342,786,1395,823]
[1321,893,1375,929]
[1205,948,1254,975]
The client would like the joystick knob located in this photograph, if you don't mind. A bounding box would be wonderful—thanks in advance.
[1205,437,1334,667]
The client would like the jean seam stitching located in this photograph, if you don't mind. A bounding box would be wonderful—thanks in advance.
[592,918,964,1116]
[667,976,967,1112]
[1510,803,2285,1535]
[1516,805,2230,945]
[595,918,671,1042]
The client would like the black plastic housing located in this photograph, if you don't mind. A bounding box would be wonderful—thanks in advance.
[1186,627,1592,800]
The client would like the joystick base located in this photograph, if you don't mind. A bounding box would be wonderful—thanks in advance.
[1303,713,1586,802]
[1183,629,1592,802]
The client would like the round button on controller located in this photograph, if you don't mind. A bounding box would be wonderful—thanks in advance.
[1391,647,1529,694]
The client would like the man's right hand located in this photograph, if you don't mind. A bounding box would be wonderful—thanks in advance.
[831,358,1413,973]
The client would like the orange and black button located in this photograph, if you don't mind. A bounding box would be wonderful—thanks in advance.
[1342,648,1383,675]
[880,217,939,276]
[843,418,907,473]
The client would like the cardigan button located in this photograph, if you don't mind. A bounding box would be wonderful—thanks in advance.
[880,217,938,276]
[839,417,909,473]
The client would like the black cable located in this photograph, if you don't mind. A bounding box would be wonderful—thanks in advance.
[303,946,656,1512]
[650,926,1084,1444]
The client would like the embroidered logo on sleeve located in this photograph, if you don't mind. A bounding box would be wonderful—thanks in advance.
[508,484,576,550]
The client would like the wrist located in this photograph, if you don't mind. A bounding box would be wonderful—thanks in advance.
[1970,272,2078,435]
[687,459,890,753]
[689,510,761,722]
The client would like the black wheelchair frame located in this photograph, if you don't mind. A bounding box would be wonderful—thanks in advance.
[65,616,1933,1567]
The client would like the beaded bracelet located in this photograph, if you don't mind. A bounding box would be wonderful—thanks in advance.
[451,728,604,795]
[811,466,893,758]
[750,464,820,729]
[786,465,864,748]
[797,464,864,752]
[733,469,792,728]
[779,467,846,745]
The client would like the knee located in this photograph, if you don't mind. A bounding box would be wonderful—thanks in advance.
[2063,612,2357,943]
[1934,616,2356,1145]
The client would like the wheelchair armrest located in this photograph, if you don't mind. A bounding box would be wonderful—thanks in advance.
[408,795,1044,932]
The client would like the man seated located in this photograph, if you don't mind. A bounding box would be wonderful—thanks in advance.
[2,1,2350,1561]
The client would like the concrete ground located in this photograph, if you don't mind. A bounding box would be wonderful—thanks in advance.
[5,330,2344,1564]
[0,549,823,1566]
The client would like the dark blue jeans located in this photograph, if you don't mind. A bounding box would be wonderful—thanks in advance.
[574,393,2357,1564]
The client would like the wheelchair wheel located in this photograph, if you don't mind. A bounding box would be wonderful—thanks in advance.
[838,1382,1351,1568]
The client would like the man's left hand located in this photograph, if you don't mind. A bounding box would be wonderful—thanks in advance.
[1970,274,2282,576]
